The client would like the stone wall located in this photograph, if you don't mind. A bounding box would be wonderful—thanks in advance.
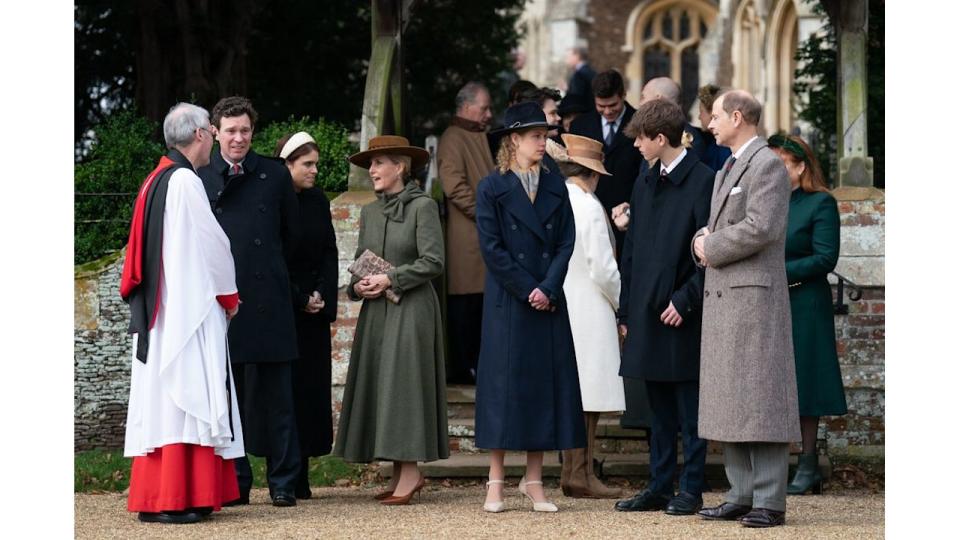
[74,252,133,450]
[74,190,885,457]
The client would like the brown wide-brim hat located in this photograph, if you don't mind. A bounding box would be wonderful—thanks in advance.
[560,133,611,176]
[348,135,430,171]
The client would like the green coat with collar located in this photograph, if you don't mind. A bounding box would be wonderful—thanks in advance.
[785,189,847,416]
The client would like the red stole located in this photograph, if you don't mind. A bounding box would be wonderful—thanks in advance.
[120,156,175,302]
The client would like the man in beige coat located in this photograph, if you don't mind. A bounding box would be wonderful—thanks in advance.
[692,90,800,528]
[438,82,496,384]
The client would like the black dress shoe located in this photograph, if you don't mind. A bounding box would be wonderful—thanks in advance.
[272,491,297,507]
[664,492,703,515]
[740,507,785,528]
[223,494,249,506]
[137,511,203,524]
[697,502,752,521]
[189,507,213,517]
[295,487,312,500]
[614,489,671,512]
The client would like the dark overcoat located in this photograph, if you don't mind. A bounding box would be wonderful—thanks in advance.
[473,167,587,451]
[289,187,339,456]
[619,152,714,382]
[566,63,597,99]
[569,104,645,256]
[198,149,300,364]
[786,189,847,416]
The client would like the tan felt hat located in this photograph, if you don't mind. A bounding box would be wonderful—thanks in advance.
[560,133,611,176]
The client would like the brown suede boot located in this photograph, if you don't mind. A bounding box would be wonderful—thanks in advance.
[562,447,589,497]
[560,449,572,496]
[584,412,622,498]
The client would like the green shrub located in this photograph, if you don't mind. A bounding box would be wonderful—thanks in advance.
[74,110,164,264]
[251,116,355,193]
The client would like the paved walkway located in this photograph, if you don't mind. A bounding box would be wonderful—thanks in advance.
[75,484,883,539]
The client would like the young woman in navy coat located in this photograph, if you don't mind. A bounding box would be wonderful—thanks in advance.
[475,102,587,513]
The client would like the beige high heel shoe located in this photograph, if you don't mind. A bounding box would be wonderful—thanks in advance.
[518,476,558,512]
[483,479,506,513]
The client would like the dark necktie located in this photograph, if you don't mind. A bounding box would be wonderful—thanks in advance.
[719,156,736,186]
[604,121,616,148]
[230,163,243,177]
[660,168,669,183]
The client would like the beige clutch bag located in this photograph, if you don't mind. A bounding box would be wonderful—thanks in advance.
[347,249,402,304]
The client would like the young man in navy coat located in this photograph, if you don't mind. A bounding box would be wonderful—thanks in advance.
[613,99,714,516]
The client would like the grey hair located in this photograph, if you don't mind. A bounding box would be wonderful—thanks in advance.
[455,82,488,112]
[163,102,210,149]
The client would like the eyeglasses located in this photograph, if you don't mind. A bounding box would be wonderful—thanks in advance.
[767,133,807,163]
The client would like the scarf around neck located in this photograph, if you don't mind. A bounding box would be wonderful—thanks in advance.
[379,180,426,222]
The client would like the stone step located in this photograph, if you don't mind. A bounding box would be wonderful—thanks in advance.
[378,452,832,486]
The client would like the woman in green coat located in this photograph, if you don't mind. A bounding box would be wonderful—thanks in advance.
[334,136,449,505]
[769,134,847,495]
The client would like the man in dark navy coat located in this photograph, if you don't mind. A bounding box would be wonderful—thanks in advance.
[564,46,596,101]
[198,96,302,507]
[613,99,714,516]
[569,69,645,257]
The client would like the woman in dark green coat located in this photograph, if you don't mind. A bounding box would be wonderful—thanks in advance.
[769,134,847,495]
[333,136,449,505]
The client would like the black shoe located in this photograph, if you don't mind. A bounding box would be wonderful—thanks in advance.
[295,487,312,500]
[664,492,703,515]
[272,491,297,507]
[614,489,671,512]
[189,507,213,517]
[740,507,786,528]
[137,511,202,524]
[697,502,752,521]
[223,494,249,506]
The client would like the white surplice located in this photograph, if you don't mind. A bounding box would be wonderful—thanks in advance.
[562,182,626,412]
[124,167,244,459]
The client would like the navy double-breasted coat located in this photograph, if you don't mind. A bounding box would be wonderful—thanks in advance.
[473,166,587,451]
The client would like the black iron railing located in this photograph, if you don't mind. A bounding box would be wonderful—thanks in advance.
[831,271,863,315]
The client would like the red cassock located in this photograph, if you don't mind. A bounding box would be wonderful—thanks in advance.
[127,444,240,512]
[122,153,244,513]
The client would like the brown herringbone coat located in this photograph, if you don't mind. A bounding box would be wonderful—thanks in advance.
[693,137,801,443]
[438,123,496,294]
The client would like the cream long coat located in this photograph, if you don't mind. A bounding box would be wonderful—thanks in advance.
[562,182,626,412]
[693,138,800,443]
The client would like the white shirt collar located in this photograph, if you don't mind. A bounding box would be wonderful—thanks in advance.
[660,148,688,175]
[602,107,627,133]
[732,135,759,159]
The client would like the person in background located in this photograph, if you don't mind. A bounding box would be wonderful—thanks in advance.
[696,84,735,172]
[557,92,591,134]
[767,133,847,496]
[334,135,449,506]
[556,133,625,500]
[475,102,586,514]
[274,131,339,500]
[122,102,243,524]
[564,46,596,100]
[438,82,496,384]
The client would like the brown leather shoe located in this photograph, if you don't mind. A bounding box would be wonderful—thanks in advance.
[739,507,785,528]
[697,502,752,520]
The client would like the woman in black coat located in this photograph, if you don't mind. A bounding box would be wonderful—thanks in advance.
[275,132,339,499]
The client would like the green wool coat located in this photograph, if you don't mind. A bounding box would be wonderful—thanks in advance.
[333,182,450,463]
[786,188,848,417]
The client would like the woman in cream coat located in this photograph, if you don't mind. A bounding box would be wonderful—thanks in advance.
[556,133,625,498]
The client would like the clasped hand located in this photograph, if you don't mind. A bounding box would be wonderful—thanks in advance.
[693,227,711,267]
[611,203,630,232]
[353,274,391,299]
[528,288,552,311]
[303,291,325,313]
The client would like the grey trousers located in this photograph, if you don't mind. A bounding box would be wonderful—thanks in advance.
[722,442,790,512]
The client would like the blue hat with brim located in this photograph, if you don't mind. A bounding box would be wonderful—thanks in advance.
[490,101,561,135]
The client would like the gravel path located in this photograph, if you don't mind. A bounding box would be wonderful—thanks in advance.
[75,484,883,539]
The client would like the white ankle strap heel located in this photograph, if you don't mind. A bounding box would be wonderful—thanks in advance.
[518,477,558,512]
[483,480,506,513]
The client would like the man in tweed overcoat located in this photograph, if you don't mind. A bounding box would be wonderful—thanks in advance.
[691,90,801,528]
